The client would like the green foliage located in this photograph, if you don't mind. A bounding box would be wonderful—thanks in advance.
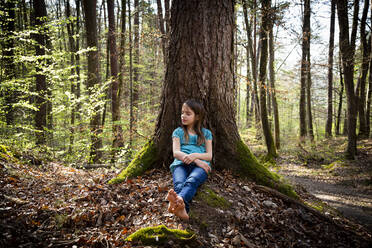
[125,225,195,245]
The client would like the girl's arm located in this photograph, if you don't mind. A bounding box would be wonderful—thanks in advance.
[172,137,187,161]
[182,139,212,164]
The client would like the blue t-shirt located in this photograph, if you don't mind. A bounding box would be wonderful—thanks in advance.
[170,127,213,172]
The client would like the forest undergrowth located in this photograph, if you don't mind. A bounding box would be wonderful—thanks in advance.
[1,137,372,247]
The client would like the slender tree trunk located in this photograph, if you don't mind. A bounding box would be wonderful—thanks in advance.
[107,0,124,159]
[66,0,76,152]
[269,25,280,149]
[306,50,314,141]
[259,0,276,158]
[128,0,134,149]
[336,54,344,136]
[336,0,359,159]
[243,0,253,128]
[33,0,48,145]
[75,0,81,119]
[299,0,310,140]
[82,0,103,163]
[133,0,139,127]
[119,0,126,107]
[1,0,17,126]
[156,0,167,65]
[253,0,260,128]
[357,0,370,138]
[367,31,372,137]
[325,0,335,137]
[111,0,296,198]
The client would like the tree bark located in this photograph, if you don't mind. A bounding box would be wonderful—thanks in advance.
[336,0,359,159]
[133,0,139,126]
[325,0,335,137]
[299,0,310,140]
[269,24,280,149]
[82,0,103,163]
[107,0,124,158]
[357,0,370,138]
[33,0,48,145]
[306,49,314,141]
[110,0,295,198]
[119,0,126,108]
[259,0,277,158]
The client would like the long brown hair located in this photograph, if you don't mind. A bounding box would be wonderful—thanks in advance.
[182,99,206,146]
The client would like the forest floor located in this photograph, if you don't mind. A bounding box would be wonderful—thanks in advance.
[1,138,372,247]
[275,137,372,231]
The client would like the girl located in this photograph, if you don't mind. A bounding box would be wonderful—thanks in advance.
[166,99,213,220]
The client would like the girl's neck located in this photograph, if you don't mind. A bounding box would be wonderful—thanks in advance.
[186,125,195,134]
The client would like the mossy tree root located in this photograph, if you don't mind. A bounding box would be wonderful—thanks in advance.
[237,140,298,199]
[108,140,157,184]
[125,225,196,245]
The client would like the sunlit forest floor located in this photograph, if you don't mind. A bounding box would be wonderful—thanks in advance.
[1,136,371,247]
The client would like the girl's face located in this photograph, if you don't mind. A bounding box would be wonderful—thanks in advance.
[181,103,198,127]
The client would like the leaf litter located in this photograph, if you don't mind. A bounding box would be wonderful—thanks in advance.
[0,159,371,247]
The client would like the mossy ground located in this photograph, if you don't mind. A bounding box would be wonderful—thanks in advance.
[195,186,231,209]
[125,224,195,246]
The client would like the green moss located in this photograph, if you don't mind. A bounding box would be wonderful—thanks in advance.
[196,187,231,209]
[125,225,195,245]
[236,140,298,199]
[109,140,157,184]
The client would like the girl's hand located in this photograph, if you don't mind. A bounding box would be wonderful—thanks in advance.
[194,159,211,174]
[183,154,198,164]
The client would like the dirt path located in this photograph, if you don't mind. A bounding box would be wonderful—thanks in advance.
[275,139,372,231]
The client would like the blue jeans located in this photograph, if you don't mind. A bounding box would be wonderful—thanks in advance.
[172,163,208,212]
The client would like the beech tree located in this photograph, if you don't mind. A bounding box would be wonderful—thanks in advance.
[110,0,295,197]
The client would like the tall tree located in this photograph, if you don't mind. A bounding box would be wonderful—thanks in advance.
[259,0,277,158]
[336,0,359,158]
[107,0,124,158]
[356,0,370,138]
[111,0,294,197]
[156,0,167,64]
[325,0,336,137]
[269,19,280,149]
[33,0,48,145]
[82,0,103,163]
[128,0,134,149]
[306,49,314,141]
[119,0,126,109]
[133,0,139,115]
[299,0,310,140]
[1,0,17,126]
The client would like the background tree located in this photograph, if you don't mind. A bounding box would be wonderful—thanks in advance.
[299,0,310,140]
[107,0,124,159]
[33,0,49,145]
[325,0,335,137]
[336,0,359,159]
[111,0,295,197]
[82,0,103,163]
[258,0,277,158]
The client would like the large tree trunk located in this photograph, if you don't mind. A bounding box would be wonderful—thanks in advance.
[110,0,296,198]
[325,0,335,137]
[82,0,103,163]
[1,0,17,126]
[269,24,280,149]
[107,0,124,158]
[258,0,277,158]
[357,0,370,138]
[336,0,359,159]
[33,0,48,145]
[299,0,310,140]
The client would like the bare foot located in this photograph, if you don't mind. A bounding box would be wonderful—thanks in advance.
[166,189,179,212]
[173,196,189,220]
